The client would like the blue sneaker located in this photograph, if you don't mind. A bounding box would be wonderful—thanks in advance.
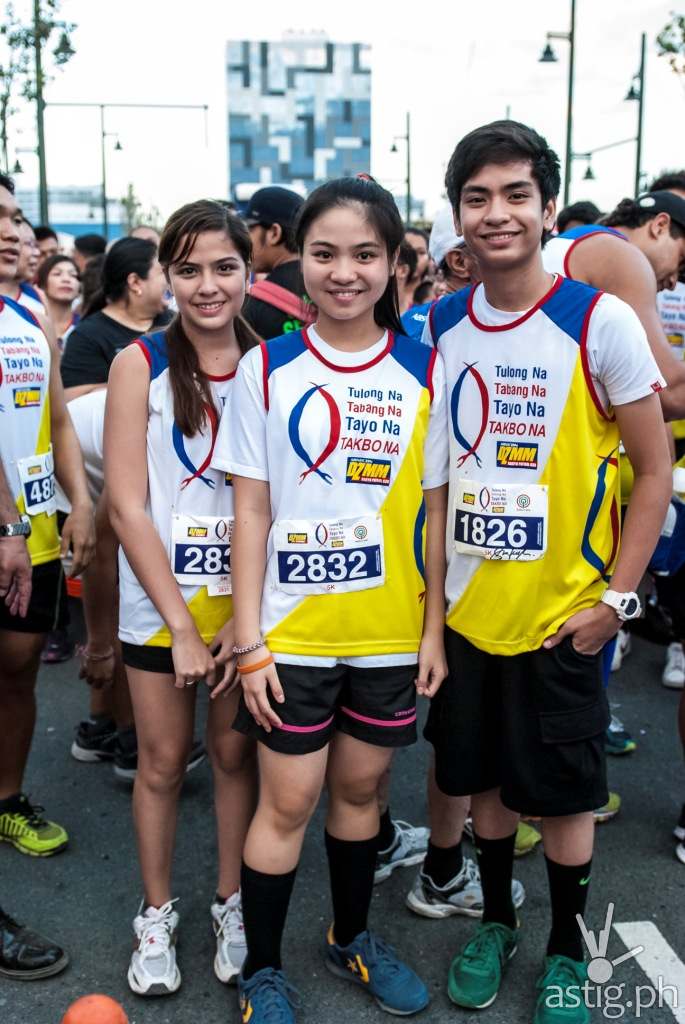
[324,926,429,1015]
[238,967,299,1023]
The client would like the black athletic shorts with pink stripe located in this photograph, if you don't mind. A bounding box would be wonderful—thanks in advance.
[232,661,418,754]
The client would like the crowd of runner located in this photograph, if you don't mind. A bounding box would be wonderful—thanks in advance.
[1,118,684,1024]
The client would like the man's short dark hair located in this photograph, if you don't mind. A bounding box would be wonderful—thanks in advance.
[649,170,685,194]
[445,120,561,211]
[405,226,429,245]
[0,172,15,194]
[74,233,107,257]
[397,239,419,282]
[556,200,602,234]
[35,225,58,243]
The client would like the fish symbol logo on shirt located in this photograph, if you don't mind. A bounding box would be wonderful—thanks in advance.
[172,401,219,489]
[288,383,341,485]
[451,363,489,468]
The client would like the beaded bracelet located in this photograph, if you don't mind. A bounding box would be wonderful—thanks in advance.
[233,638,265,656]
[237,654,274,675]
[77,644,115,662]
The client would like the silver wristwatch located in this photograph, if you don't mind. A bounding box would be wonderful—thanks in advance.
[0,515,31,539]
[600,589,641,622]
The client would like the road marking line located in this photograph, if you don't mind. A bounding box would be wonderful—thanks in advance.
[614,922,685,1022]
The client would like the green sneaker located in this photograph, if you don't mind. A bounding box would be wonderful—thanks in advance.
[0,794,68,857]
[447,921,518,1009]
[534,955,589,1024]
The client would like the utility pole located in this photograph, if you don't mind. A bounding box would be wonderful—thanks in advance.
[33,0,49,223]
[634,32,646,197]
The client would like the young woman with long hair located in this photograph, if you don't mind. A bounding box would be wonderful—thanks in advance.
[215,176,449,1021]
[104,200,259,996]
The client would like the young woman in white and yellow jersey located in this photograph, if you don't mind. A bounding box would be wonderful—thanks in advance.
[105,200,260,997]
[217,176,448,1022]
[0,172,95,860]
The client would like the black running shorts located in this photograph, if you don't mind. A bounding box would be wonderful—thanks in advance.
[424,627,610,817]
[233,661,418,755]
[0,559,64,635]
[121,642,174,675]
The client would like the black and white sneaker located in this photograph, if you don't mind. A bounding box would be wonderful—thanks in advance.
[674,804,685,842]
[114,728,207,782]
[374,820,429,884]
[70,717,117,763]
[406,858,526,919]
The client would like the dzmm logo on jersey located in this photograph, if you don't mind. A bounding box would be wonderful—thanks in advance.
[187,527,208,538]
[288,533,308,544]
[13,387,40,408]
[496,442,539,469]
[345,457,391,486]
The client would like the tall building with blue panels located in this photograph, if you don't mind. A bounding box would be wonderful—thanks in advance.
[227,36,371,198]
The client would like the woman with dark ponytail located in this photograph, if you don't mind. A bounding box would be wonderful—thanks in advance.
[105,200,259,997]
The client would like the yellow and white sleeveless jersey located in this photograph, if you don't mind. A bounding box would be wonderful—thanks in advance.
[214,325,448,666]
[428,276,664,656]
[0,295,59,565]
[117,330,234,648]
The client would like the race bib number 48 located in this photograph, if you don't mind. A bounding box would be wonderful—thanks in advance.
[273,516,384,594]
[454,480,547,561]
[171,514,233,595]
[17,448,56,517]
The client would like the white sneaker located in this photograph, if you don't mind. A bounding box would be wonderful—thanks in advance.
[405,857,526,919]
[677,842,685,865]
[127,900,181,996]
[610,629,631,672]
[211,891,246,984]
[663,642,685,689]
[374,819,430,884]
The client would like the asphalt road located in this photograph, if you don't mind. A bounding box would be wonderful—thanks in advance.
[2,610,684,1024]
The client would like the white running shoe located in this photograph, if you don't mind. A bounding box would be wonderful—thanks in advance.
[211,891,246,984]
[676,842,685,866]
[127,900,181,996]
[662,642,685,689]
[374,819,430,884]
[610,629,632,672]
[406,857,526,919]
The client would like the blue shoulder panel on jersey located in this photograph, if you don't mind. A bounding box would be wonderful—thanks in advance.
[265,330,307,377]
[390,332,433,388]
[19,282,41,301]
[558,224,626,241]
[401,302,432,341]
[139,330,169,380]
[2,294,40,328]
[431,287,470,342]
[541,277,601,345]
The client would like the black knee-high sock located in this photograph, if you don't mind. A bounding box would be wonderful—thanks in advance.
[377,807,395,852]
[325,831,378,947]
[423,840,464,887]
[545,856,592,962]
[240,862,297,979]
[472,831,517,930]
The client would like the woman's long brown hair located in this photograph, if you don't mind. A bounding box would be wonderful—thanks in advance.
[158,200,260,437]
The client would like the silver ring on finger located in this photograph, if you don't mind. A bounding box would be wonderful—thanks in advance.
[185,678,197,687]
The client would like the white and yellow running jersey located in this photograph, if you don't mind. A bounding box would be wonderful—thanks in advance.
[0,295,59,566]
[428,276,664,655]
[117,330,234,648]
[214,325,448,666]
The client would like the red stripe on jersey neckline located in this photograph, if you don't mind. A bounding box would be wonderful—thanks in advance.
[302,326,394,372]
[466,275,563,332]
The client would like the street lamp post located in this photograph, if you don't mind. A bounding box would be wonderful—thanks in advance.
[33,0,48,223]
[571,137,640,182]
[391,112,412,223]
[539,0,576,206]
[626,33,647,196]
[46,101,209,238]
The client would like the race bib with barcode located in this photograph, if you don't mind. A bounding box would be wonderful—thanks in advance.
[170,513,232,595]
[272,515,384,595]
[17,448,56,517]
[454,480,548,561]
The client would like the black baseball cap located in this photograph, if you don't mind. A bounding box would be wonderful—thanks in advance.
[244,187,304,229]
[637,190,685,232]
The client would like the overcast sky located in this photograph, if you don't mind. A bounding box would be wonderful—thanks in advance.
[6,0,685,222]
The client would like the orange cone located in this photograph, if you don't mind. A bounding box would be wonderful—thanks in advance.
[61,994,128,1024]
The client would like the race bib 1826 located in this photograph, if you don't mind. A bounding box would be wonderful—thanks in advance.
[454,480,547,561]
[272,515,384,595]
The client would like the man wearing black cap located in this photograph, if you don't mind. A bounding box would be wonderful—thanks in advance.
[543,190,685,419]
[242,186,312,341]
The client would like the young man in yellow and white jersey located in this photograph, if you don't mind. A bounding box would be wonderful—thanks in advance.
[424,122,672,1024]
[0,172,95,858]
